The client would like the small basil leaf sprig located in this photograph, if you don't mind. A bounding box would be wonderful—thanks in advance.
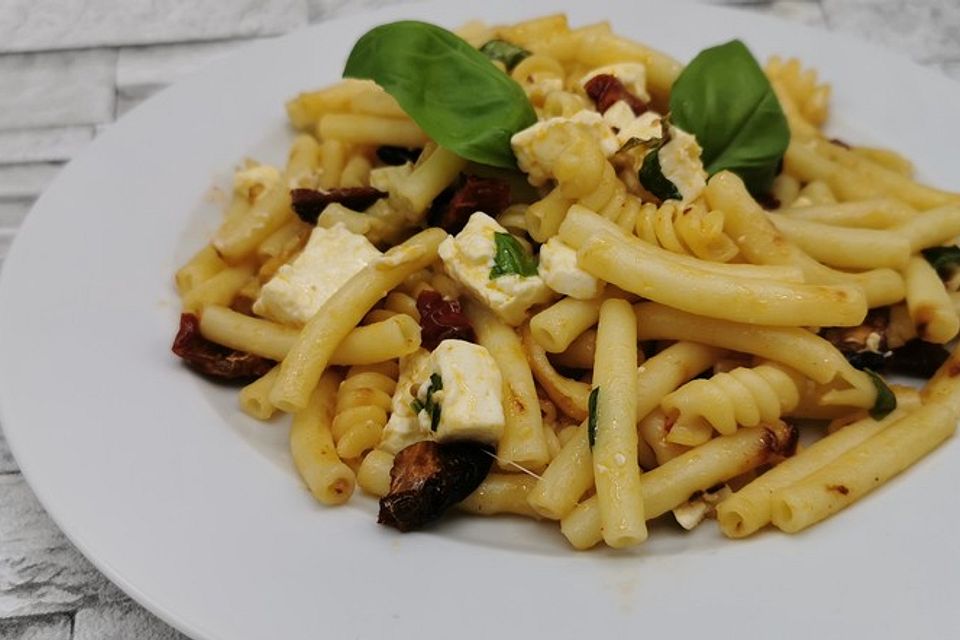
[490,232,538,279]
[344,21,537,169]
[479,39,531,71]
[669,40,789,196]
[864,369,897,420]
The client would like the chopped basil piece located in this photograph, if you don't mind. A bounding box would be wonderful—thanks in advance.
[865,369,897,420]
[587,387,600,448]
[922,245,960,281]
[638,145,682,202]
[479,39,531,71]
[490,232,539,279]
[412,372,444,430]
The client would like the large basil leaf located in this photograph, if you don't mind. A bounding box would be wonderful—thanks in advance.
[670,40,789,195]
[344,21,537,168]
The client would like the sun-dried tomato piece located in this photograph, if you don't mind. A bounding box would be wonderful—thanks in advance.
[172,313,274,380]
[886,339,951,379]
[290,187,386,224]
[584,74,648,115]
[428,175,511,235]
[378,440,493,532]
[416,290,476,351]
[376,145,422,165]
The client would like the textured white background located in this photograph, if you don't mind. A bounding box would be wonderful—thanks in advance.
[0,0,958,637]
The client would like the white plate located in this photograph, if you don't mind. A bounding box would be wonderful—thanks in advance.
[2,1,958,638]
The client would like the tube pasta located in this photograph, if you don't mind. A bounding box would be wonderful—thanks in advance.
[779,198,916,229]
[633,302,876,408]
[771,401,958,533]
[576,229,866,327]
[239,365,281,421]
[704,171,905,307]
[529,296,602,353]
[466,301,550,472]
[459,474,542,518]
[176,245,226,295]
[521,324,591,421]
[766,214,911,270]
[289,370,356,505]
[717,408,910,538]
[591,299,646,547]
[903,256,960,344]
[270,228,445,413]
[562,421,796,549]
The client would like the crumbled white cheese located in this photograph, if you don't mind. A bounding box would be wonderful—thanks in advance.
[379,349,434,455]
[438,212,553,325]
[580,62,651,103]
[428,340,505,445]
[368,162,413,194]
[538,237,604,300]
[252,223,380,326]
[658,125,708,204]
[234,164,281,202]
[511,111,620,187]
[524,76,564,104]
[673,484,732,530]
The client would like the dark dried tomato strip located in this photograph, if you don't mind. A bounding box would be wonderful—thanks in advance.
[172,313,275,381]
[290,187,386,224]
[584,74,648,116]
[376,145,422,165]
[378,440,493,532]
[427,174,511,234]
[886,339,951,379]
[416,290,476,351]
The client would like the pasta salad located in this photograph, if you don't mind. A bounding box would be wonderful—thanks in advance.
[171,14,960,550]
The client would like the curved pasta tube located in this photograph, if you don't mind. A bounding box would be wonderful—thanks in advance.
[661,363,806,435]
[635,200,739,262]
[765,56,831,128]
[541,90,590,118]
[331,361,399,459]
[511,54,566,107]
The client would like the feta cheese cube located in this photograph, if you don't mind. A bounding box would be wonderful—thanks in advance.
[380,349,434,455]
[438,212,553,326]
[429,340,505,445]
[253,223,381,326]
[580,63,651,103]
[539,237,604,300]
[511,111,619,187]
[659,125,708,204]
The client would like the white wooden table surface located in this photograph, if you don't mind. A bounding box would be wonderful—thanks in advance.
[1,0,958,637]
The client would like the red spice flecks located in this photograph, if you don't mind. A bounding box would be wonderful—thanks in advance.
[290,186,386,224]
[416,290,476,351]
[172,313,275,380]
[429,175,511,235]
[583,74,648,115]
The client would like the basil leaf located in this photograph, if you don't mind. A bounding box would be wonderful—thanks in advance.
[587,387,600,448]
[490,232,538,279]
[670,40,789,196]
[922,246,960,280]
[638,146,682,201]
[344,21,537,168]
[479,39,531,71]
[864,369,897,420]
[410,399,424,414]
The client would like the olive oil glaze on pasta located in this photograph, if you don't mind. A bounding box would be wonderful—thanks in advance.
[171,14,960,549]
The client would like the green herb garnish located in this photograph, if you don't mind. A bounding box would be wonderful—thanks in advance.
[922,246,960,282]
[638,144,682,201]
[864,369,897,420]
[490,232,539,279]
[587,387,600,448]
[669,40,789,196]
[344,21,537,168]
[479,39,531,71]
[412,373,444,431]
